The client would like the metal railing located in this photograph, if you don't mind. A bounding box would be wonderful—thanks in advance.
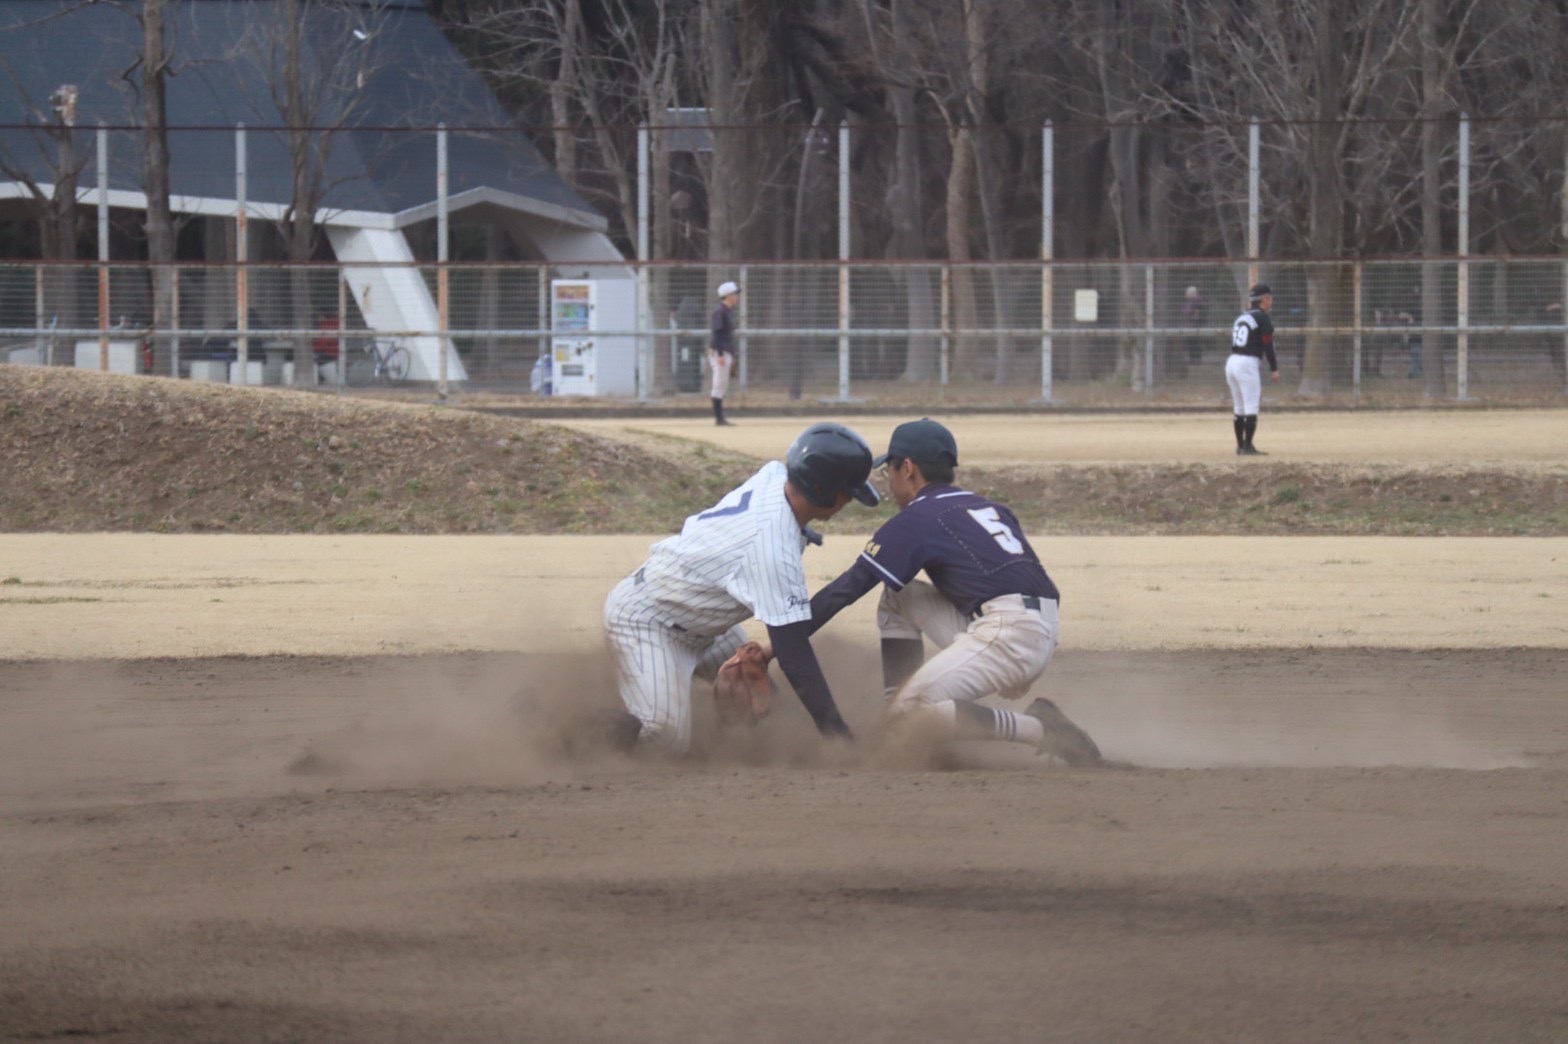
[3,258,1565,404]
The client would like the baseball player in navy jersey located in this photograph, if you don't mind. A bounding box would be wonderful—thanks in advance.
[1226,282,1279,456]
[600,423,878,755]
[795,418,1102,765]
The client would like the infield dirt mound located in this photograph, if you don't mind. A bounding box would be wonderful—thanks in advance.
[4,366,1565,536]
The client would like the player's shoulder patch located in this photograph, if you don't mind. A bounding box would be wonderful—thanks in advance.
[864,538,881,558]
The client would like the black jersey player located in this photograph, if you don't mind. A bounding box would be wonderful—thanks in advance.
[1226,282,1280,455]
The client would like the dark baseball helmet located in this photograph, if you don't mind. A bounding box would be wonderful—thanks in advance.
[786,423,879,508]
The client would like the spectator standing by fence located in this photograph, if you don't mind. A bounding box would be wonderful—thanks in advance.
[1182,286,1207,365]
[1397,289,1423,379]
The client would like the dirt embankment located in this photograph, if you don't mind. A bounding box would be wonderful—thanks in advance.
[3,366,1565,535]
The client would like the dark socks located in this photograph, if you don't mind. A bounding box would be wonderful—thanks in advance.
[1233,415,1245,448]
[712,397,729,425]
[880,638,925,697]
[951,700,998,739]
[1244,414,1258,447]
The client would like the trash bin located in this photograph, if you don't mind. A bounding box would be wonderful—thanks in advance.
[676,342,702,393]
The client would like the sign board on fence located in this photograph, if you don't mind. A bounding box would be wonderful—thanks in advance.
[1074,290,1099,323]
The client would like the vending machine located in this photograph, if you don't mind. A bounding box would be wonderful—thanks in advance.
[550,278,637,397]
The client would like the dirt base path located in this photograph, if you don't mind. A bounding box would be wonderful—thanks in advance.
[3,648,1566,1042]
[556,408,1568,466]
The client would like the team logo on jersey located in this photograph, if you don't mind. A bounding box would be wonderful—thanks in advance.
[788,593,810,608]
[864,539,881,558]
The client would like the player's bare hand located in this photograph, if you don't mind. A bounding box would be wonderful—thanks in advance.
[1269,370,1280,382]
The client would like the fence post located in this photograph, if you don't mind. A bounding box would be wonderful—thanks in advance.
[336,268,347,391]
[437,122,449,401]
[33,260,45,364]
[1352,259,1363,396]
[636,121,650,401]
[96,122,108,372]
[170,268,180,378]
[836,119,851,402]
[1456,113,1470,401]
[538,263,549,389]
[1144,263,1155,394]
[1038,120,1053,404]
[1247,119,1260,290]
[235,123,249,384]
[940,265,951,391]
[738,264,748,389]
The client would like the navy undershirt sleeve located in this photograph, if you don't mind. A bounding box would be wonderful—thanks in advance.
[806,558,881,637]
[1260,312,1278,372]
[766,620,852,738]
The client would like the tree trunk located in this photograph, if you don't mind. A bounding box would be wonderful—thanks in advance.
[42,123,82,362]
[283,0,318,385]
[703,0,740,263]
[887,0,936,382]
[962,1,1010,382]
[945,124,976,377]
[550,0,580,188]
[1298,0,1347,398]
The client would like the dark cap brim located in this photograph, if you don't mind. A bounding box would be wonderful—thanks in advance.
[851,481,880,507]
[871,453,889,468]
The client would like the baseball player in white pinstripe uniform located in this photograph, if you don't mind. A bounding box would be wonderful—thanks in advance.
[601,423,879,755]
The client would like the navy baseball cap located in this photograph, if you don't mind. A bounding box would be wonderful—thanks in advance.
[1249,282,1273,299]
[873,418,958,468]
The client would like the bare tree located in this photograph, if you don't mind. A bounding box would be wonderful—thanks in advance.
[1417,0,1447,399]
[0,77,88,355]
[125,0,178,378]
[225,0,391,385]
[1175,0,1415,396]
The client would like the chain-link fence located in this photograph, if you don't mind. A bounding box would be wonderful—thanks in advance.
[3,259,1565,403]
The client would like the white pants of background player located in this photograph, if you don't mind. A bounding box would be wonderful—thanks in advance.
[878,580,1058,740]
[707,349,733,399]
[602,573,749,755]
[1225,353,1262,415]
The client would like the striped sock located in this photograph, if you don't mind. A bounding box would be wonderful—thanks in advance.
[951,702,1045,746]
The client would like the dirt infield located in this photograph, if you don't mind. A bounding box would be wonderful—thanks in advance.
[3,405,1567,1041]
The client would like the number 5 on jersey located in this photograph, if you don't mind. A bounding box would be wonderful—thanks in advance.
[968,507,1024,554]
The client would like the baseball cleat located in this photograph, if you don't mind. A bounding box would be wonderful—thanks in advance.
[1024,698,1103,766]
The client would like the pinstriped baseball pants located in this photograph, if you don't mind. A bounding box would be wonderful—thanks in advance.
[602,573,749,755]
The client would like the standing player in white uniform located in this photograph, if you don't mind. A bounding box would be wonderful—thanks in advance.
[601,423,879,755]
[1225,282,1279,456]
[794,419,1102,765]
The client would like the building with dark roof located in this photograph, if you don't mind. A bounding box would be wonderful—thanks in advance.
[0,0,628,382]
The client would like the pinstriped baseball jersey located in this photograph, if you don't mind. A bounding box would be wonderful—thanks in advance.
[635,460,813,634]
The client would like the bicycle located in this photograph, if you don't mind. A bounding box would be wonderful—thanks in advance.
[346,338,411,386]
